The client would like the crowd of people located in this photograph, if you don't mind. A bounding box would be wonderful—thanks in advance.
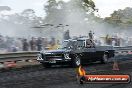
[0,34,61,52]
[104,34,132,46]
[0,31,132,53]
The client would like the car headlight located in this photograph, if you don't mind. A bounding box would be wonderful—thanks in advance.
[64,53,71,59]
[37,54,43,60]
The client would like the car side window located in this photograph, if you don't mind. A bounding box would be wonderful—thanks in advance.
[90,40,95,48]
[86,39,91,48]
[86,39,95,48]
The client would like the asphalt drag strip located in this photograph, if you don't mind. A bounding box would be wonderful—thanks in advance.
[0,60,132,88]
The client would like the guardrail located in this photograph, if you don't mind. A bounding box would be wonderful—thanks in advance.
[0,46,131,69]
[0,47,131,62]
[0,46,131,59]
[113,46,132,60]
[114,46,132,51]
[0,51,39,60]
[0,51,40,69]
[114,46,132,55]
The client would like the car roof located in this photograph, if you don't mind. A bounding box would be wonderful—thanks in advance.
[63,37,89,42]
[77,38,89,41]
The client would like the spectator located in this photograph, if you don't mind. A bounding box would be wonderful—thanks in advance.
[29,37,36,51]
[22,39,29,51]
[89,30,94,40]
[50,37,56,46]
[36,37,43,51]
[63,30,71,40]
[11,45,18,52]
[14,38,23,51]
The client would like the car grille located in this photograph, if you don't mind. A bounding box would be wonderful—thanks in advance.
[45,54,64,60]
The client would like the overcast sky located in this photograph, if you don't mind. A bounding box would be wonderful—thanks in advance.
[0,0,132,18]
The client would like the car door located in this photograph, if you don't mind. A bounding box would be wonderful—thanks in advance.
[83,39,96,62]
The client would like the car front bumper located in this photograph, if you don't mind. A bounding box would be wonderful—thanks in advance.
[37,55,71,65]
[37,59,71,65]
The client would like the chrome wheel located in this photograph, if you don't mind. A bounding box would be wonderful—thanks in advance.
[72,55,81,67]
[101,53,108,64]
[75,56,81,66]
[103,54,108,62]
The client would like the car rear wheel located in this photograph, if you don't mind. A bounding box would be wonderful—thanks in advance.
[42,63,51,68]
[101,53,108,64]
[72,55,81,67]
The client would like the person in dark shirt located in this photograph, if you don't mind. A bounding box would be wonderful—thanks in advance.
[89,30,94,40]
[63,30,71,40]
[36,37,43,51]
[29,37,36,51]
[22,39,29,51]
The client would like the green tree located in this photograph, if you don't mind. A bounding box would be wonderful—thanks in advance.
[104,7,132,27]
[42,0,97,39]
[44,0,96,24]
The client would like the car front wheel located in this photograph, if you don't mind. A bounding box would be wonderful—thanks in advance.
[72,55,81,67]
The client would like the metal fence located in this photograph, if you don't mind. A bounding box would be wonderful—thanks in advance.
[0,46,132,69]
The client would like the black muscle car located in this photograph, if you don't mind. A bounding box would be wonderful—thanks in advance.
[37,38,115,68]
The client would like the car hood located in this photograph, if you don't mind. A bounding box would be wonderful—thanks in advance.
[41,49,71,54]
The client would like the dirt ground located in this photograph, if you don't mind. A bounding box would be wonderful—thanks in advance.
[0,60,132,88]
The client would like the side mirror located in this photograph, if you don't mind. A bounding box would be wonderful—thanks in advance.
[68,46,73,49]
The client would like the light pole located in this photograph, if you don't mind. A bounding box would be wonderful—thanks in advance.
[32,24,69,39]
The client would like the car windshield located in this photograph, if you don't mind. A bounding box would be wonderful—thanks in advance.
[61,40,76,49]
[61,41,69,48]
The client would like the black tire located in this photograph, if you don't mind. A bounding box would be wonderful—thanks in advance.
[100,53,109,64]
[42,63,51,68]
[79,76,85,84]
[72,55,81,67]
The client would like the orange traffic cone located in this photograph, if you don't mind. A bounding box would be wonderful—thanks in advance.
[112,61,119,71]
[4,61,17,68]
